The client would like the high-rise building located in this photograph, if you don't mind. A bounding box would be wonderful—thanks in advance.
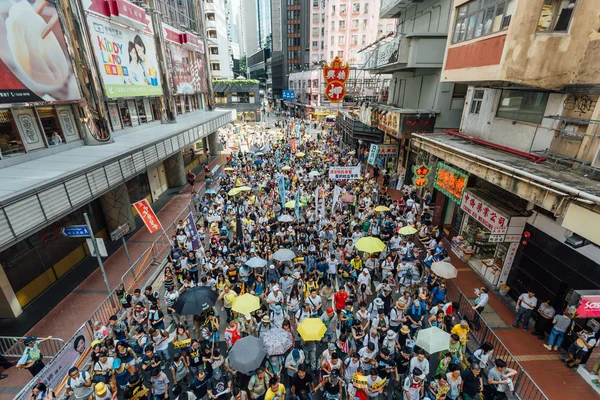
[257,0,273,49]
[310,0,396,65]
[203,0,234,78]
[238,0,260,58]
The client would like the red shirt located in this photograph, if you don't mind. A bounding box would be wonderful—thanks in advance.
[334,291,348,311]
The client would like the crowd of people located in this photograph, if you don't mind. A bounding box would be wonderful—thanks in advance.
[40,117,525,400]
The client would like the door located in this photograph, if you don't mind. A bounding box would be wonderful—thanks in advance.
[147,167,161,202]
[158,164,168,194]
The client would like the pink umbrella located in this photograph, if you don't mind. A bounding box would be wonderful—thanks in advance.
[341,194,355,203]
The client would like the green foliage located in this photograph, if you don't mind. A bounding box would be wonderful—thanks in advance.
[212,79,258,86]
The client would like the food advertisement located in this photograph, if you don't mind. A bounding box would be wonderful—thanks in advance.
[87,14,162,98]
[0,0,81,104]
[166,41,208,95]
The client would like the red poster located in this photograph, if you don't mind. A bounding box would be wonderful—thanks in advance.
[576,296,600,318]
[291,139,297,153]
[133,199,163,234]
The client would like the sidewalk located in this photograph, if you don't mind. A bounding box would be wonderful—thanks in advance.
[446,244,599,400]
[0,156,223,399]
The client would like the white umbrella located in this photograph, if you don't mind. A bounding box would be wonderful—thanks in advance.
[431,261,458,279]
[245,257,267,269]
[278,215,295,223]
[415,327,451,354]
[272,248,296,262]
[308,170,320,177]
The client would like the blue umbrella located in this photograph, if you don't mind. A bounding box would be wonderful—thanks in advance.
[217,173,227,178]
[205,189,217,194]
[254,159,264,165]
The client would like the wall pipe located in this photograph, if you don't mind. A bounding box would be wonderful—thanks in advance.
[442,129,547,164]
[412,133,600,206]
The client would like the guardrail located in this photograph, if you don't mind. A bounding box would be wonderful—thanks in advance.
[0,337,65,360]
[446,280,549,400]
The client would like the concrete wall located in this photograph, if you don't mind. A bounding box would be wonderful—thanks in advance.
[397,0,451,35]
[205,0,234,78]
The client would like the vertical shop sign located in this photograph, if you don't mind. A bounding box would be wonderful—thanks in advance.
[367,144,379,166]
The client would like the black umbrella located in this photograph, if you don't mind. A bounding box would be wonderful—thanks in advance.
[228,336,266,375]
[173,286,218,315]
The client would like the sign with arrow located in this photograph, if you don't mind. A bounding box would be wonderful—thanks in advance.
[61,225,91,238]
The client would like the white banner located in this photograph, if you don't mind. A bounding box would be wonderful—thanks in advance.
[329,166,361,180]
[315,186,320,216]
[331,185,343,214]
[378,144,399,157]
[367,144,379,166]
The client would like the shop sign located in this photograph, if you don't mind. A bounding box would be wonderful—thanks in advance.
[87,14,162,98]
[378,111,400,135]
[499,242,519,285]
[133,199,163,234]
[489,235,504,243]
[108,0,150,31]
[323,56,349,103]
[163,23,183,43]
[329,166,361,180]
[412,162,431,188]
[0,0,81,104]
[433,162,468,205]
[460,191,510,234]
[504,234,522,242]
[400,114,436,137]
[576,296,600,318]
[166,41,208,94]
[378,144,398,157]
[325,81,345,103]
[367,144,379,166]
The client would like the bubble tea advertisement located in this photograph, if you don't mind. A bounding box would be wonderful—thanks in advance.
[0,0,81,104]
[87,14,162,98]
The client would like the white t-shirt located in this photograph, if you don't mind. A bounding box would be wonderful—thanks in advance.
[306,295,322,312]
[518,294,538,310]
[357,271,371,286]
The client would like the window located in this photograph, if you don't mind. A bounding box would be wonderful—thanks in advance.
[37,107,66,145]
[338,36,345,44]
[537,0,576,32]
[312,54,319,62]
[331,5,335,14]
[209,47,218,54]
[331,21,335,30]
[377,24,383,33]
[237,92,250,103]
[452,0,514,44]
[339,20,345,29]
[496,90,550,124]
[312,41,318,47]
[313,80,318,87]
[364,3,369,13]
[330,36,335,45]
[340,4,347,14]
[312,27,319,36]
[351,35,358,44]
[352,3,360,12]
[386,24,393,32]
[206,12,215,21]
[363,19,368,28]
[0,110,25,155]
[469,89,485,114]
[361,35,366,44]
[330,51,334,58]
[211,62,220,71]
[313,0,319,7]
[208,30,217,38]
[337,50,344,58]
[321,40,324,49]
[352,19,359,29]
[312,13,319,23]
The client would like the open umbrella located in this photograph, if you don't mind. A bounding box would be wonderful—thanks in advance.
[278,215,295,223]
[341,194,355,203]
[354,236,386,253]
[374,205,390,212]
[224,167,235,172]
[297,318,327,341]
[415,327,451,354]
[282,166,292,171]
[217,173,227,178]
[296,152,306,157]
[308,170,320,177]
[232,293,261,315]
[312,150,323,154]
[173,287,218,315]
[228,188,242,196]
[431,261,458,279]
[272,248,296,262]
[285,200,307,209]
[245,257,268,268]
[399,226,418,236]
[228,336,266,375]
[236,186,252,192]
[205,189,217,195]
[262,328,294,355]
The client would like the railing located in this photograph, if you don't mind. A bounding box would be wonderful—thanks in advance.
[0,337,65,360]
[446,280,549,400]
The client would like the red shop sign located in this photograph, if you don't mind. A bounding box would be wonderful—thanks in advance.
[576,296,600,318]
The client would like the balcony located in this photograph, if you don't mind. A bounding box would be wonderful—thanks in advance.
[380,0,412,19]
[364,33,446,72]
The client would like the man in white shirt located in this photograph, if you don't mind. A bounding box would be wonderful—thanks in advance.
[472,287,489,331]
[357,269,371,289]
[305,289,322,317]
[266,285,284,312]
[513,290,538,331]
[409,349,429,377]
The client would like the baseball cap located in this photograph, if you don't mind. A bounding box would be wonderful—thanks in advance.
[213,368,223,378]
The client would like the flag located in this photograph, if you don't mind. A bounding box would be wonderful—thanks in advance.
[315,187,320,216]
[294,190,301,220]
[331,185,342,214]
[133,199,162,234]
[186,213,201,250]
[277,175,286,211]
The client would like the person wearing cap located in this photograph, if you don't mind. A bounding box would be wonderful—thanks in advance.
[91,382,112,400]
[17,336,52,376]
[65,367,93,400]
[407,301,425,335]
[313,370,342,400]
[256,315,273,339]
[357,269,372,292]
[320,307,339,343]
[266,284,284,312]
[372,309,390,338]
[390,301,407,333]
[367,298,384,320]
[403,367,426,400]
[150,366,169,399]
[208,368,231,399]
[272,305,286,329]
[285,348,306,380]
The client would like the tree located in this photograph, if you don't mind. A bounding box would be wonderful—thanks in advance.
[239,56,247,77]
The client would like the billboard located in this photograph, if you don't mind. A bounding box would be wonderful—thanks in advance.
[87,14,162,98]
[0,0,81,104]
[166,42,208,95]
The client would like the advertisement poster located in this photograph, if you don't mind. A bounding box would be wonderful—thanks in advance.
[166,42,208,95]
[87,15,162,98]
[0,0,80,104]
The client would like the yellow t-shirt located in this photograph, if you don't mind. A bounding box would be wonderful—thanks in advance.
[264,384,286,400]
[451,324,469,345]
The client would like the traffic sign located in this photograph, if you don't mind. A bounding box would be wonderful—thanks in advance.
[61,225,91,237]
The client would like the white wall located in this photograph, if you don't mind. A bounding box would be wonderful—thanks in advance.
[207,0,234,78]
[460,88,565,153]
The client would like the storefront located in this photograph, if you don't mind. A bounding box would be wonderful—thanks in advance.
[451,189,527,287]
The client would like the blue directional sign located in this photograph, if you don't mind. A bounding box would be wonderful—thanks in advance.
[61,225,91,237]
[282,90,295,101]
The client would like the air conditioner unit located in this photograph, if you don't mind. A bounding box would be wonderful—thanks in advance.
[565,233,589,249]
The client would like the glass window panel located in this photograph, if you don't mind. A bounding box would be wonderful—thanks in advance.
[457,5,468,18]
[483,6,495,35]
[496,90,549,124]
[467,1,481,14]
[0,110,25,155]
[492,2,505,32]
[37,107,65,146]
[474,10,485,37]
[466,15,476,40]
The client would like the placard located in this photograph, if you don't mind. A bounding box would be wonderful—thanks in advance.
[329,166,361,180]
[133,199,163,234]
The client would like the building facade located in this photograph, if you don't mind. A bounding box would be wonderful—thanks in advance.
[203,0,234,79]
[0,0,233,319]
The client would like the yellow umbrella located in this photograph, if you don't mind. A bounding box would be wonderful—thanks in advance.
[312,150,323,154]
[228,188,242,196]
[399,226,418,235]
[297,318,327,341]
[296,152,306,157]
[355,236,386,253]
[374,205,390,212]
[282,166,292,171]
[285,200,307,209]
[348,150,356,155]
[224,167,235,172]
[236,186,252,192]
[232,293,260,315]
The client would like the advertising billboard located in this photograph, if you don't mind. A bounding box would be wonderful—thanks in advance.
[87,14,162,98]
[165,42,208,95]
[0,0,81,104]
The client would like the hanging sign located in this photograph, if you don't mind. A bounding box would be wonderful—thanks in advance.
[460,191,510,234]
[133,199,163,234]
[329,166,361,180]
[367,144,379,166]
[433,162,468,205]
[325,81,346,103]
[323,56,350,103]
[378,144,399,157]
[412,162,431,188]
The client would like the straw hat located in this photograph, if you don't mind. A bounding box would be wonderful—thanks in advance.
[400,325,410,334]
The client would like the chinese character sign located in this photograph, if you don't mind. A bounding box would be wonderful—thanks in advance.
[460,192,510,234]
[412,162,431,188]
[325,81,346,103]
[367,144,379,166]
[433,162,468,204]
[377,144,398,157]
[133,199,163,234]
[186,212,201,250]
[329,166,361,180]
[323,56,350,103]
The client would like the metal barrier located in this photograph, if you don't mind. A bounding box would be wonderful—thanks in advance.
[446,280,549,400]
[0,336,64,360]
